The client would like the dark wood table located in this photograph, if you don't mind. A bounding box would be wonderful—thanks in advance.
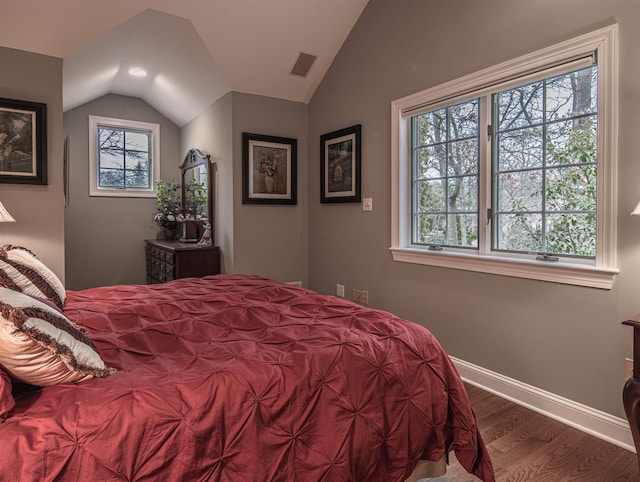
[623,316,640,471]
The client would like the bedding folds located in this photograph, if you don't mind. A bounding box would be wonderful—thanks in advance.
[0,274,493,481]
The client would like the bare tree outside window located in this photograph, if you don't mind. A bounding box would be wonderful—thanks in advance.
[494,65,597,257]
[413,100,479,248]
[412,64,597,259]
[98,127,151,190]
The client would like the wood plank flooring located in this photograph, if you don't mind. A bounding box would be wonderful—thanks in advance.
[431,384,638,481]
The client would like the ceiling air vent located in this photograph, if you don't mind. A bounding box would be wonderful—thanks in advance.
[290,52,317,78]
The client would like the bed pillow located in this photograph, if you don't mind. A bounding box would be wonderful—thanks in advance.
[0,287,115,387]
[0,245,66,309]
[0,369,14,420]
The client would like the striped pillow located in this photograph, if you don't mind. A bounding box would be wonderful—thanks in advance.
[0,287,115,387]
[0,245,66,309]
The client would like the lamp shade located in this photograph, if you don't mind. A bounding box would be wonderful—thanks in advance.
[632,200,640,216]
[0,202,15,222]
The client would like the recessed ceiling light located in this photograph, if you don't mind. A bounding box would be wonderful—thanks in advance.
[128,67,147,78]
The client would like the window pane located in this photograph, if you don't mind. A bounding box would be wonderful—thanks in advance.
[125,167,150,188]
[99,169,124,188]
[546,117,597,166]
[496,213,542,252]
[415,214,446,244]
[546,165,596,212]
[99,128,124,150]
[452,214,478,248]
[448,176,477,212]
[545,213,596,257]
[497,128,543,171]
[416,145,446,179]
[416,108,447,145]
[546,66,597,121]
[448,139,478,176]
[126,131,150,152]
[98,149,123,170]
[497,81,543,130]
[416,180,445,212]
[125,151,150,177]
[497,170,542,212]
[448,100,478,140]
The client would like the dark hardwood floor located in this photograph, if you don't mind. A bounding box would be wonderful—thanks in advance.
[433,384,638,481]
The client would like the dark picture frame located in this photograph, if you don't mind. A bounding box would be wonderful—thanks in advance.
[320,124,361,203]
[242,132,297,205]
[0,97,47,185]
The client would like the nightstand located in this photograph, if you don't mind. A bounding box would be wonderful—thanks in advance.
[145,239,220,284]
[622,316,640,473]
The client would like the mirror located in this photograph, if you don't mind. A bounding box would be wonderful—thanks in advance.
[179,148,212,242]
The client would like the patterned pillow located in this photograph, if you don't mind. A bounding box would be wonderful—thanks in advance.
[0,245,66,309]
[0,369,14,420]
[0,287,115,387]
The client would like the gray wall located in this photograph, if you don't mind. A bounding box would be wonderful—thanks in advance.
[231,93,309,286]
[308,0,640,418]
[0,47,64,281]
[63,94,181,289]
[181,93,234,273]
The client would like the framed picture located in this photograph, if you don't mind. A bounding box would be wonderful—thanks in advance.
[242,132,297,205]
[320,124,361,203]
[0,97,47,185]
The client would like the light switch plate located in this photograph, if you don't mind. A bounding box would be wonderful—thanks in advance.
[363,198,373,211]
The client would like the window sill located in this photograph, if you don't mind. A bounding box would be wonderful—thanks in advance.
[389,247,618,289]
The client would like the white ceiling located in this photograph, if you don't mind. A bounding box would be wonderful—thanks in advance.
[0,0,369,126]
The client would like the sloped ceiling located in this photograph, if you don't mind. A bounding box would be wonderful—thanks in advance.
[0,0,369,126]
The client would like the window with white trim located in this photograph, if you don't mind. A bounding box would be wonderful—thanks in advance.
[391,25,619,289]
[89,115,160,197]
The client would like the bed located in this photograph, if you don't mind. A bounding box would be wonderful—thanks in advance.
[0,245,494,481]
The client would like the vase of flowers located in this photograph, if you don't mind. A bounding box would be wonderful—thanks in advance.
[259,151,279,193]
[154,179,183,239]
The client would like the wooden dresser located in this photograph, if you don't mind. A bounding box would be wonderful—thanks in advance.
[145,239,220,284]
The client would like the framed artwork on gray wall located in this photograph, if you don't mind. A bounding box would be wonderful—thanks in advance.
[242,132,297,205]
[320,124,361,203]
[0,97,47,185]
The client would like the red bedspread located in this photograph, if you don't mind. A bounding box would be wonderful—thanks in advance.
[0,275,493,481]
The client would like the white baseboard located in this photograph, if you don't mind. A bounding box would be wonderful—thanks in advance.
[450,356,635,453]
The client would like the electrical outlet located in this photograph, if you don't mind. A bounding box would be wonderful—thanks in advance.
[361,290,369,305]
[352,289,362,303]
[626,358,634,380]
[336,284,345,297]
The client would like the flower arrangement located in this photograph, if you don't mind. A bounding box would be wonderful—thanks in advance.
[259,149,280,177]
[154,179,183,230]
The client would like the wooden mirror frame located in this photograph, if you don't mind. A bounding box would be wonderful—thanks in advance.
[179,148,213,241]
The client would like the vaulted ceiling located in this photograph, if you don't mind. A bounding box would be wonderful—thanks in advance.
[0,0,369,126]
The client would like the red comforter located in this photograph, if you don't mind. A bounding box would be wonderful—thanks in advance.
[0,275,493,481]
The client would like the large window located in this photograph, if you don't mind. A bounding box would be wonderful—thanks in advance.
[89,116,160,197]
[391,25,618,288]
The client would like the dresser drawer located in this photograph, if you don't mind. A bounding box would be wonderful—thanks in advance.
[145,240,220,284]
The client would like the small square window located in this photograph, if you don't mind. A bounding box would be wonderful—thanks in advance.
[89,116,160,198]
